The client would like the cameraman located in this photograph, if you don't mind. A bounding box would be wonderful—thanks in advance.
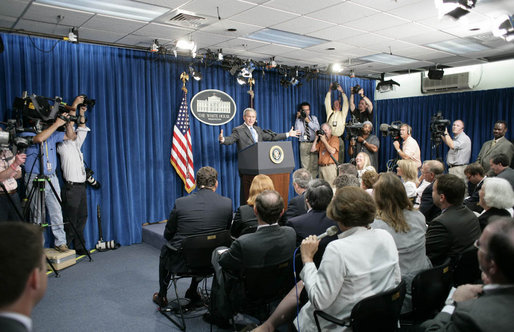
[295,102,320,178]
[441,120,471,183]
[310,123,339,186]
[57,97,90,255]
[22,101,77,252]
[0,130,27,222]
[393,123,421,169]
[350,85,373,123]
[324,83,348,163]
[348,121,379,170]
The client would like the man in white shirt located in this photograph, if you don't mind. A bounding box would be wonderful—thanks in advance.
[393,123,421,169]
[57,101,90,255]
[0,222,47,332]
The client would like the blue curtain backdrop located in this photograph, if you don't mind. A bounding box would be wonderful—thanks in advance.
[0,33,375,248]
[375,88,514,172]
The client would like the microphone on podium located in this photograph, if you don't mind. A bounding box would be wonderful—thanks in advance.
[310,226,339,241]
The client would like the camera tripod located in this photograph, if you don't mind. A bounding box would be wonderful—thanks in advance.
[24,141,92,274]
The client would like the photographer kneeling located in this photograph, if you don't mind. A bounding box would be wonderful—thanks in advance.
[310,123,339,186]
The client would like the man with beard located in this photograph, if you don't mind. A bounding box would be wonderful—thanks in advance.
[348,121,379,170]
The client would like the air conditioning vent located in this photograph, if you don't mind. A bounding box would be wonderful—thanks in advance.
[169,12,206,24]
[155,9,210,29]
[422,72,471,93]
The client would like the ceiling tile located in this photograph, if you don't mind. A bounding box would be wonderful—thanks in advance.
[229,6,298,27]
[81,15,146,35]
[15,19,71,36]
[346,13,410,31]
[212,37,269,51]
[250,43,300,56]
[308,25,367,41]
[79,27,128,44]
[192,31,236,48]
[387,0,439,22]
[394,45,453,60]
[376,22,436,39]
[349,0,424,12]
[305,41,359,52]
[307,1,380,25]
[402,30,456,45]
[0,0,30,18]
[116,34,173,47]
[265,0,341,15]
[178,0,255,19]
[22,3,93,26]
[270,16,335,35]
[132,23,192,40]
[362,39,416,53]
[0,15,17,29]
[340,33,394,48]
[197,19,263,38]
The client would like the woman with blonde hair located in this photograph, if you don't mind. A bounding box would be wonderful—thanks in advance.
[230,174,285,237]
[355,152,375,180]
[371,172,431,312]
[396,159,419,199]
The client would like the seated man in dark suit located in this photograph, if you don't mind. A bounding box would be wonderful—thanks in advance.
[426,174,481,266]
[419,160,444,223]
[286,168,311,219]
[206,190,296,328]
[490,153,514,190]
[464,163,486,213]
[152,166,232,307]
[421,218,514,331]
[0,222,47,332]
[287,179,339,266]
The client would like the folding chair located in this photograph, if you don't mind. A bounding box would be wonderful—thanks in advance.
[452,246,480,287]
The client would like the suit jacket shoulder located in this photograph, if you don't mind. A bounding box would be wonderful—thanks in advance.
[419,183,441,223]
[0,317,29,332]
[286,194,307,219]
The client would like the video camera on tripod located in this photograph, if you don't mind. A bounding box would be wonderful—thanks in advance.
[429,112,450,146]
[346,121,364,140]
[0,119,36,154]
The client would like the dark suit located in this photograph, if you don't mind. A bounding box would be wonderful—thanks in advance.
[476,137,514,174]
[419,183,441,223]
[426,205,481,266]
[0,316,28,332]
[464,178,485,213]
[158,188,232,297]
[421,286,514,332]
[478,207,511,231]
[210,225,296,320]
[286,193,307,219]
[496,167,514,190]
[230,204,287,238]
[221,124,287,152]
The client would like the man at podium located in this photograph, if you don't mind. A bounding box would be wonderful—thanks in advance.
[219,108,299,151]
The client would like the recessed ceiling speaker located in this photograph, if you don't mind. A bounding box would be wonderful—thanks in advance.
[428,68,444,80]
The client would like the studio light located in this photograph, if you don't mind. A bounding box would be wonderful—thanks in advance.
[189,66,202,81]
[428,68,444,80]
[218,49,223,61]
[492,15,514,41]
[236,73,246,85]
[434,0,477,20]
[331,63,343,73]
[350,70,355,78]
[176,39,196,50]
[65,27,78,43]
[150,39,159,52]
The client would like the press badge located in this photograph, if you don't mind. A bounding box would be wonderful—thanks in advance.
[303,135,308,140]
[332,121,337,127]
[46,162,52,172]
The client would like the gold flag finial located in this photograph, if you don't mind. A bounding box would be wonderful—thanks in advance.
[180,72,189,94]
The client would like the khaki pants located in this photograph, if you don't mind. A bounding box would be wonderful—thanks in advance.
[300,142,318,178]
[449,165,468,196]
[319,164,337,187]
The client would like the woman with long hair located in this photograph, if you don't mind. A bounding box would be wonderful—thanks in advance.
[355,152,375,180]
[371,172,431,312]
[231,174,285,237]
[396,159,419,199]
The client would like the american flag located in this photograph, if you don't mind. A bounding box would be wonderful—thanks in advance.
[170,92,195,193]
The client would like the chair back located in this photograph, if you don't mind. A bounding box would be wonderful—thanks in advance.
[452,245,480,286]
[410,259,453,321]
[242,259,294,305]
[181,230,232,275]
[350,280,406,332]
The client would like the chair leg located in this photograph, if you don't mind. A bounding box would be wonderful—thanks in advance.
[159,277,186,331]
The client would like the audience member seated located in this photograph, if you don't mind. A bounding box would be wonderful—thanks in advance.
[361,169,378,196]
[477,177,514,231]
[464,163,486,213]
[153,166,232,308]
[332,173,360,191]
[419,160,444,223]
[286,168,311,219]
[355,152,375,181]
[397,159,419,200]
[426,174,481,266]
[287,179,339,266]
[490,153,514,190]
[254,187,401,332]
[421,219,514,331]
[337,162,358,177]
[231,174,286,238]
[0,222,47,332]
[371,173,432,312]
[206,190,296,328]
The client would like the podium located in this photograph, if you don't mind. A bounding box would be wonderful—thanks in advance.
[238,141,295,207]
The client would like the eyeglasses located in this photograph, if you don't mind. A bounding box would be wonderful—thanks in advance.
[474,239,487,253]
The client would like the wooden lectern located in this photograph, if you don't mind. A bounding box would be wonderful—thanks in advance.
[238,141,295,207]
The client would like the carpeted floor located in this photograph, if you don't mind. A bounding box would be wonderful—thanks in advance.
[32,243,229,332]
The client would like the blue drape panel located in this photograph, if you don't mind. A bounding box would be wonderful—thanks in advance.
[0,33,374,247]
[375,88,514,172]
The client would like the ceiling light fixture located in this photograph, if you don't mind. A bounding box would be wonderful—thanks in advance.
[36,0,169,22]
[434,0,477,20]
[150,39,159,52]
[218,49,223,61]
[331,63,343,73]
[247,28,327,48]
[64,27,78,43]
[492,15,514,41]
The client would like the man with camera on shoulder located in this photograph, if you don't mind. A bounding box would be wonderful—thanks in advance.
[348,121,380,170]
[295,102,320,178]
[311,123,339,186]
[22,99,77,252]
[57,95,91,256]
[441,120,471,183]
[350,85,373,123]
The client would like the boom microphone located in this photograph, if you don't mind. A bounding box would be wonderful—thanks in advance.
[312,225,339,240]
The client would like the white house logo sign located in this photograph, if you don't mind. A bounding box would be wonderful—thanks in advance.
[190,89,236,126]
